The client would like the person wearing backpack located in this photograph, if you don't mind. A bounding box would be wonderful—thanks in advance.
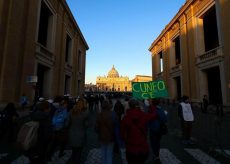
[23,101,53,164]
[47,97,70,160]
[121,99,157,164]
[148,98,167,163]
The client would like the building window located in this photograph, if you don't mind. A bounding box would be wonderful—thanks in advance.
[65,34,72,63]
[203,6,219,51]
[64,75,71,94]
[78,50,82,72]
[159,51,163,72]
[174,36,181,65]
[78,80,81,94]
[38,1,53,48]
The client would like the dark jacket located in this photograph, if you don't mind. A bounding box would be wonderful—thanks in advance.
[31,110,53,144]
[149,105,167,133]
[95,110,114,144]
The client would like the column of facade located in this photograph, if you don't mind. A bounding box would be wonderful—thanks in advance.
[20,0,40,101]
[179,14,190,97]
[163,34,171,90]
[0,0,31,102]
[185,7,199,102]
[71,33,77,96]
[82,49,86,95]
[217,0,230,105]
[0,0,12,102]
[154,47,160,76]
[53,4,65,96]
[167,32,176,99]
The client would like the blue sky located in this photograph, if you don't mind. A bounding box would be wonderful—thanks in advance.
[66,0,185,84]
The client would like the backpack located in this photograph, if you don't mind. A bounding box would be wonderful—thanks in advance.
[52,109,69,131]
[17,121,39,150]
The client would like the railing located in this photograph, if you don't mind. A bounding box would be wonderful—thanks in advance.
[196,46,224,64]
[156,72,163,79]
[35,43,54,64]
[170,64,181,74]
[66,63,73,69]
[36,43,53,58]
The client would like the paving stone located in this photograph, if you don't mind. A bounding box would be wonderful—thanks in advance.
[185,148,221,164]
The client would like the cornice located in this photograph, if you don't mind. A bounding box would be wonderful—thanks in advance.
[59,0,89,50]
[149,0,195,51]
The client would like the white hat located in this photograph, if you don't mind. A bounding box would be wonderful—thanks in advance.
[39,97,45,101]
[47,99,53,103]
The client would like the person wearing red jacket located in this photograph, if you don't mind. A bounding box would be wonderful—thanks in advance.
[121,98,157,164]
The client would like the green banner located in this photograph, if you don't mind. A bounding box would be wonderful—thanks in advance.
[132,80,168,99]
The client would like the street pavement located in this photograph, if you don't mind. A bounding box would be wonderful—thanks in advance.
[1,99,230,164]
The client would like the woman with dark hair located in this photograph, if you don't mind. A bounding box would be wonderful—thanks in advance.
[68,98,89,164]
[95,100,114,164]
[113,100,127,163]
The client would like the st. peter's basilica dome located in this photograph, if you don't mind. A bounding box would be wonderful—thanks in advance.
[107,65,119,78]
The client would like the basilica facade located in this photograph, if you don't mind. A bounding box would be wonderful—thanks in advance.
[96,66,131,91]
[96,66,152,92]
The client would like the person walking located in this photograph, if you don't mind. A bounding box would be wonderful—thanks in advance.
[95,100,114,164]
[202,95,209,113]
[148,98,167,163]
[123,97,130,116]
[26,101,53,163]
[121,99,157,164]
[20,94,29,110]
[178,95,194,145]
[47,97,70,160]
[68,97,89,164]
[112,99,127,164]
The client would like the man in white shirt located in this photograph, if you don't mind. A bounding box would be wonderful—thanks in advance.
[178,96,194,145]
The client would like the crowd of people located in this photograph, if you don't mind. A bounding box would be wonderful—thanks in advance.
[0,93,198,164]
[94,95,169,164]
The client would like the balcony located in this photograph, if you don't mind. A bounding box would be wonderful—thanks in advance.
[170,64,182,75]
[65,63,73,69]
[35,43,55,65]
[196,46,224,65]
[156,72,163,79]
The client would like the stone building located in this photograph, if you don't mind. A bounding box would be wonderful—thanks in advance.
[96,66,131,92]
[0,0,89,104]
[132,75,153,82]
[149,0,230,105]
